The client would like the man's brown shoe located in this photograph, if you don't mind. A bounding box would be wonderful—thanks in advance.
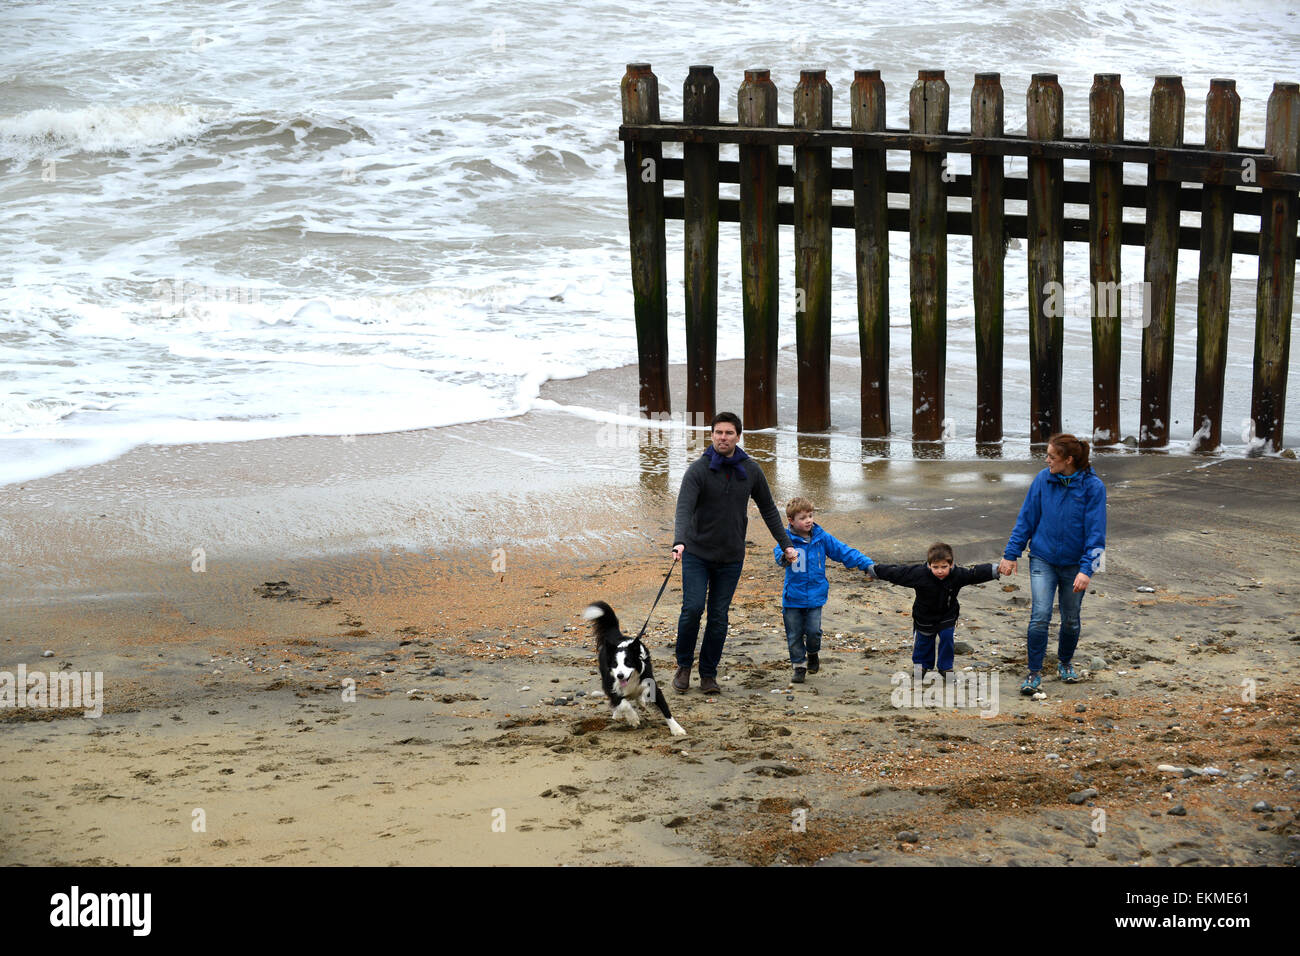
[672,666,691,693]
[700,675,721,695]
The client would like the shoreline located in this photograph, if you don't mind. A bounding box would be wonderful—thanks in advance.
[2,439,1298,864]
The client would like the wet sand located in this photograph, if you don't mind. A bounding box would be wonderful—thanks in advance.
[2,358,1299,866]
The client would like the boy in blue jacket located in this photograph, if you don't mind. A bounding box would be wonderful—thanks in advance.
[773,497,875,683]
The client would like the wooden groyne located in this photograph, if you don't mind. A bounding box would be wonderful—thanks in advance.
[619,65,1300,451]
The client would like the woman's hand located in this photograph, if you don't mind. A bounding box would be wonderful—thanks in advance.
[1073,572,1091,593]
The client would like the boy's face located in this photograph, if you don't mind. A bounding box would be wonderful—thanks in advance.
[711,422,739,456]
[791,510,814,535]
[928,560,952,580]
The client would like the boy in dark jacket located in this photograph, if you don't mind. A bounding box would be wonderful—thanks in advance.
[869,542,999,677]
[773,497,875,683]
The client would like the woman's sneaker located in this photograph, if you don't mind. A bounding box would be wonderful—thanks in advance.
[1019,672,1042,696]
[1058,661,1079,683]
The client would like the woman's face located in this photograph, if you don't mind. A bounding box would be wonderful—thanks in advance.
[1045,444,1074,474]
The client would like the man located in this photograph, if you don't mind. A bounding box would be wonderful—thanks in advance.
[671,412,797,694]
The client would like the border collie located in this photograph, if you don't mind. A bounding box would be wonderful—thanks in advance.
[584,601,686,736]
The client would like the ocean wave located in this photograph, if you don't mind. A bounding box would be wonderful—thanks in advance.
[0,102,213,161]
[0,103,374,162]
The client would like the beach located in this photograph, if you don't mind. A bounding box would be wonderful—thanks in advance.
[3,357,1299,866]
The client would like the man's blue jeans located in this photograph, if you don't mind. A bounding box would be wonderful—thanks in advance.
[676,552,744,679]
[782,606,823,667]
[1027,554,1085,672]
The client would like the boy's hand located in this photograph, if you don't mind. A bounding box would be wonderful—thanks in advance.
[1072,572,1090,593]
[998,558,1017,576]
[783,547,798,564]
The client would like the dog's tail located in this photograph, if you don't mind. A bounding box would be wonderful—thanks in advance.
[583,601,621,646]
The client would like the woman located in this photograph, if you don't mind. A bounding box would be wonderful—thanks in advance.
[999,433,1107,695]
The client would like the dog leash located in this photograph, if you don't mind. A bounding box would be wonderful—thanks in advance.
[634,558,677,641]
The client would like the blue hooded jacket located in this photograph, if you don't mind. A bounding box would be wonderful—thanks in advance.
[1003,465,1107,576]
[773,523,875,608]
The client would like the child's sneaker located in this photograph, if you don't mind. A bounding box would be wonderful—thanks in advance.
[792,667,807,684]
[807,653,820,674]
[1019,673,1041,696]
[1058,661,1079,683]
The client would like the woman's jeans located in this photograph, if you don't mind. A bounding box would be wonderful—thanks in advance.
[1027,554,1085,672]
[676,552,744,679]
[782,606,823,666]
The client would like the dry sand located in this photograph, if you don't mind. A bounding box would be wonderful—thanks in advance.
[2,362,1299,867]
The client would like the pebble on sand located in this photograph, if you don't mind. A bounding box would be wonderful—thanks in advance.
[1068,788,1099,805]
[42,650,54,657]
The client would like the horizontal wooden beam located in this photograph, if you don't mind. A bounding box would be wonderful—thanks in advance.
[661,157,1283,217]
[623,122,1300,189]
[661,195,1299,259]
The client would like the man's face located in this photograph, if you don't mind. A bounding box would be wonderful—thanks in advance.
[711,421,739,456]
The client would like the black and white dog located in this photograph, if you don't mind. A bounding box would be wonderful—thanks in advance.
[584,601,686,737]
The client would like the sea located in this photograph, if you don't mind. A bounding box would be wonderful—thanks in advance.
[3,0,1299,486]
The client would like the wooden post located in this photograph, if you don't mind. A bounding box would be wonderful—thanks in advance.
[1089,74,1124,445]
[1251,81,1300,451]
[1192,78,1240,453]
[794,69,833,433]
[852,69,890,438]
[909,69,949,442]
[738,69,780,430]
[1139,75,1185,448]
[683,65,720,426]
[620,64,669,415]
[1026,73,1064,445]
[971,72,1004,446]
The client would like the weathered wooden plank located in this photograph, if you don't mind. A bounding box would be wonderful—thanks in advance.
[682,65,719,426]
[794,70,833,432]
[1192,78,1240,453]
[1089,73,1124,445]
[620,64,669,415]
[909,70,949,443]
[661,157,1283,219]
[1027,73,1064,445]
[622,123,1281,183]
[971,72,1004,445]
[662,196,1292,259]
[1251,81,1300,451]
[1140,76,1185,448]
[738,69,780,430]
[851,69,890,438]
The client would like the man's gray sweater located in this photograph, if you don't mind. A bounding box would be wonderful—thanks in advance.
[672,451,793,564]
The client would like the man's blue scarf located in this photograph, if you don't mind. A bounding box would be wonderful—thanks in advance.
[705,445,748,479]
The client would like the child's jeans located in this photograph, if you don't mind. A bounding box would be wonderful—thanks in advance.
[912,626,957,671]
[783,606,823,667]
